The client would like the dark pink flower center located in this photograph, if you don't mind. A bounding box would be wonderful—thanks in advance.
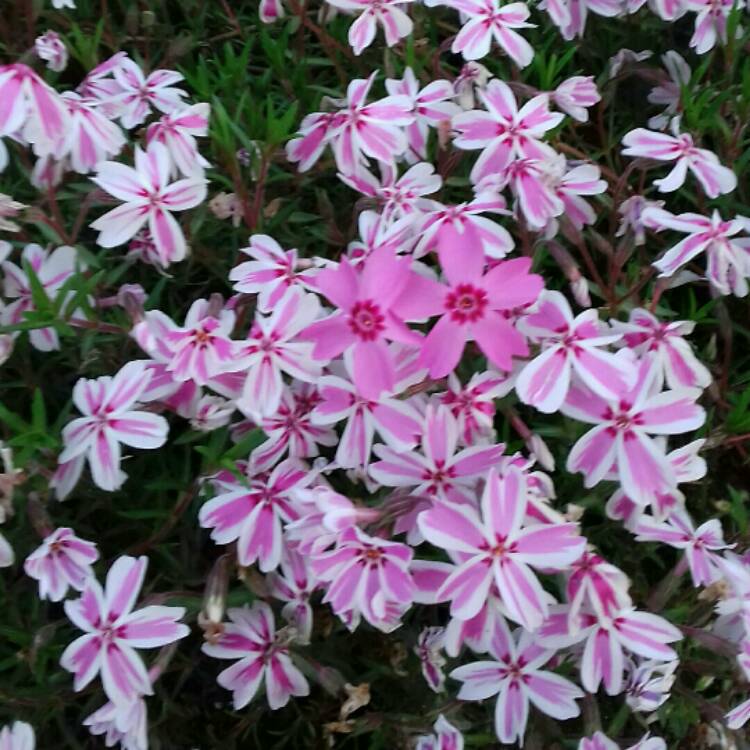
[348,300,385,341]
[445,284,488,323]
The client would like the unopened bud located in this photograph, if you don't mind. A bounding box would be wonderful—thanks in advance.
[527,434,555,472]
[26,493,53,538]
[198,554,230,637]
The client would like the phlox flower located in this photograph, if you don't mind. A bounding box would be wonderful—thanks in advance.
[415,627,448,692]
[385,68,460,162]
[621,117,736,198]
[83,695,147,750]
[418,466,586,628]
[642,206,750,297]
[58,361,169,492]
[91,142,207,265]
[562,357,705,506]
[647,51,690,129]
[187,394,235,432]
[687,0,742,54]
[346,210,416,261]
[616,195,664,246]
[0,63,69,156]
[453,62,491,109]
[24,527,98,602]
[565,551,632,623]
[544,157,607,233]
[579,732,666,750]
[727,696,750,729]
[311,526,416,631]
[146,103,211,177]
[235,288,323,420]
[369,404,505,503]
[199,459,311,571]
[260,0,285,20]
[0,532,13,568]
[202,602,310,709]
[453,79,563,184]
[77,52,129,115]
[1,243,78,352]
[0,722,34,750]
[611,307,711,389]
[230,234,315,312]
[61,555,189,705]
[266,550,318,643]
[325,0,414,55]
[426,0,535,67]
[109,57,187,129]
[451,618,583,745]
[35,31,68,73]
[553,76,601,123]
[414,247,543,378]
[0,195,27,232]
[516,290,635,413]
[415,714,464,750]
[543,0,623,40]
[633,508,730,586]
[624,658,677,713]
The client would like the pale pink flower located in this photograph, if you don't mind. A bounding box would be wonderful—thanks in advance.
[727,696,750,729]
[516,290,635,413]
[346,210,416,261]
[91,142,206,264]
[611,307,711,389]
[647,52,690,129]
[543,0,623,39]
[61,555,189,705]
[230,234,315,312]
[24,527,98,602]
[56,92,127,174]
[0,64,70,156]
[77,52,128,112]
[58,361,169,492]
[188,394,235,431]
[266,550,318,643]
[35,31,68,72]
[621,117,736,198]
[687,0,740,54]
[643,206,750,296]
[426,0,535,66]
[110,57,187,129]
[0,532,13,568]
[634,508,729,585]
[83,695,147,750]
[453,62,491,109]
[1,243,78,352]
[451,618,583,744]
[562,358,705,506]
[418,466,585,627]
[553,76,600,122]
[545,158,607,232]
[384,68,460,161]
[311,526,415,631]
[0,194,27,232]
[415,714,464,750]
[624,658,677,713]
[202,602,310,709]
[0,722,34,750]
[52,0,76,7]
[414,250,543,378]
[579,732,666,750]
[146,103,211,177]
[499,157,566,229]
[415,627,449,692]
[370,404,505,503]
[326,0,414,55]
[453,79,563,183]
[235,288,322,419]
[616,196,664,246]
[199,459,311,571]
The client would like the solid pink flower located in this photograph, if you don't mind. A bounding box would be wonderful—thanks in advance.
[451,617,583,744]
[326,0,414,55]
[199,459,311,571]
[562,358,705,506]
[415,714,464,750]
[622,117,736,198]
[453,79,563,183]
[202,602,310,709]
[369,404,505,503]
[91,142,207,265]
[426,0,535,66]
[553,76,601,122]
[61,555,189,705]
[24,527,98,602]
[146,102,211,177]
[415,247,543,378]
[418,466,585,628]
[58,361,169,492]
[311,526,416,631]
[516,290,636,413]
[0,722,34,750]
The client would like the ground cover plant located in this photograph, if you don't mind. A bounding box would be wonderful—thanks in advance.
[2,0,750,748]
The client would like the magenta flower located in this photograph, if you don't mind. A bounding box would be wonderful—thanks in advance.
[311,526,416,631]
[0,63,69,156]
[451,618,583,745]
[59,361,169,492]
[266,550,318,643]
[202,602,310,709]
[516,290,636,413]
[61,555,189,706]
[285,111,345,173]
[146,102,211,177]
[565,551,632,623]
[562,358,705,505]
[199,459,310,571]
[369,404,505,503]
[326,0,414,55]
[426,0,535,66]
[415,714,464,750]
[415,627,448,692]
[553,76,601,122]
[235,288,322,419]
[24,527,98,602]
[418,467,586,627]
[415,250,543,378]
[622,118,736,198]
[634,508,729,586]
[546,159,607,232]
[301,246,424,398]
[453,79,563,183]
[0,722,34,750]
